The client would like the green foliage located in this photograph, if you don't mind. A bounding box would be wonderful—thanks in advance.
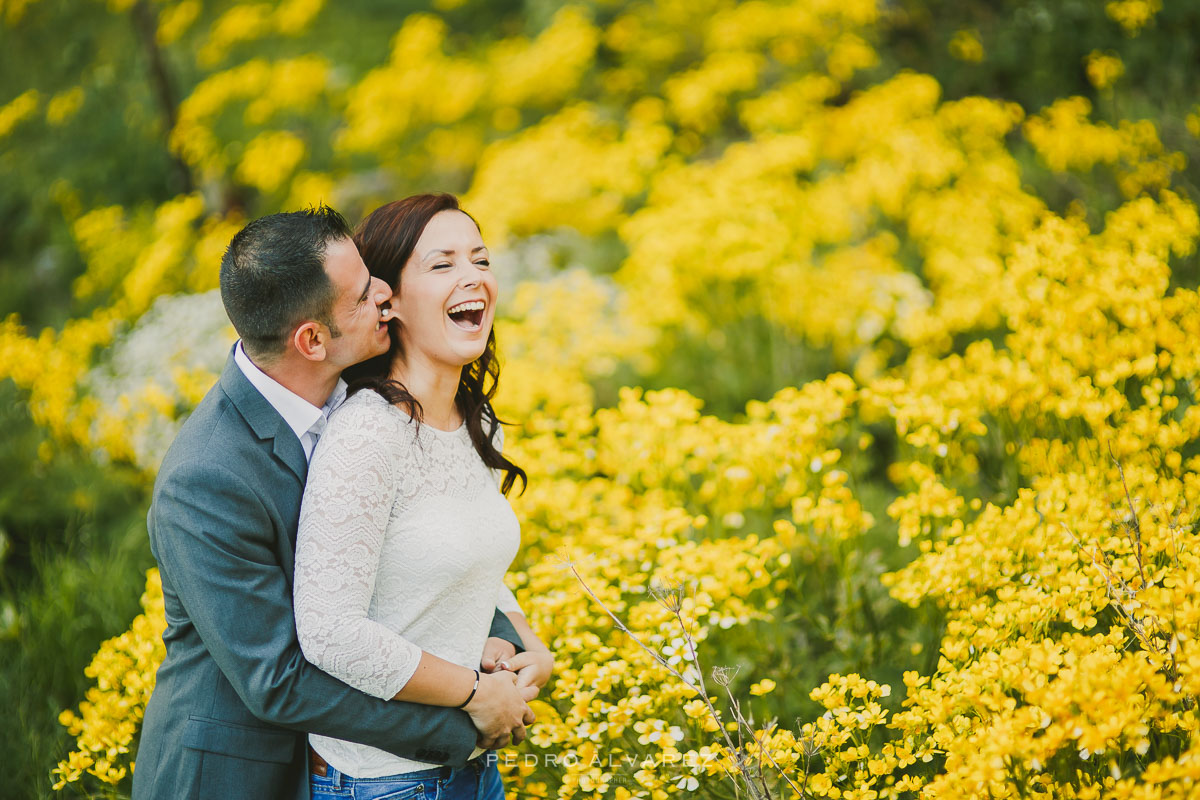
[0,381,150,795]
[883,1,1200,109]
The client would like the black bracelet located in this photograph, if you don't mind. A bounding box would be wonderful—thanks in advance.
[456,669,480,709]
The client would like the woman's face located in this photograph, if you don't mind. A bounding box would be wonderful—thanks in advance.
[390,209,497,370]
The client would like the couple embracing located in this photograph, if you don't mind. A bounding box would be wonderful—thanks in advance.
[132,194,554,800]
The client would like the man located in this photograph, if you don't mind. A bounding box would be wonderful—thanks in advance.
[133,206,532,800]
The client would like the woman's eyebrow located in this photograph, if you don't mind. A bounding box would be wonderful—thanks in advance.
[423,246,488,259]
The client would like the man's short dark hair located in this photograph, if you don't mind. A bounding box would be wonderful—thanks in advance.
[219,205,353,360]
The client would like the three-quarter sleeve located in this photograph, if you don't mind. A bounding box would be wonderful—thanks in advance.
[294,395,422,700]
[488,421,525,616]
[497,583,524,615]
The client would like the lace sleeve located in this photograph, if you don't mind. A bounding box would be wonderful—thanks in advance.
[488,421,525,615]
[294,394,422,700]
[497,582,524,615]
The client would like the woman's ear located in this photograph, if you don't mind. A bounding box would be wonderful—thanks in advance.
[292,321,327,362]
[388,288,404,324]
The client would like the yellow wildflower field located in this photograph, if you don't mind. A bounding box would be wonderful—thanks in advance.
[0,0,1196,797]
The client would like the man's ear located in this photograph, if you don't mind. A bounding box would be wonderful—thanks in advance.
[292,321,327,362]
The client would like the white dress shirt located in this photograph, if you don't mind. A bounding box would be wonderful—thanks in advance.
[233,341,347,462]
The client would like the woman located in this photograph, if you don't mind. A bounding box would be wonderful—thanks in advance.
[293,193,554,799]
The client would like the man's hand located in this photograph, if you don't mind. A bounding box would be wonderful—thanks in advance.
[499,649,554,694]
[480,636,518,673]
[464,670,536,750]
[476,701,537,750]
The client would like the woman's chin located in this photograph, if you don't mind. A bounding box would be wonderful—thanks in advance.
[462,347,488,365]
[458,342,489,364]
[444,327,491,364]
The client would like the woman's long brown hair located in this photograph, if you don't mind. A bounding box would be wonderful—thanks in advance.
[343,193,526,495]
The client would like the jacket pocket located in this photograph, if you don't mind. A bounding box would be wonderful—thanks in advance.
[182,714,299,763]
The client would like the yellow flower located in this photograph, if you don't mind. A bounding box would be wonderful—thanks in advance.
[948,29,985,63]
[1084,50,1125,90]
[1106,0,1162,35]
[45,87,83,125]
[235,130,306,193]
[0,89,38,139]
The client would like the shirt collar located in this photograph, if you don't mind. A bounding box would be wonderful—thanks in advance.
[233,341,348,442]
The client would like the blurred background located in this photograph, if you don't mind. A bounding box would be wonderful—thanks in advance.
[3,0,1199,797]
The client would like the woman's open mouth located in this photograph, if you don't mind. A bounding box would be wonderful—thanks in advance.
[447,299,486,331]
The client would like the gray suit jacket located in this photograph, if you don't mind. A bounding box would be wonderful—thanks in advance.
[132,351,522,800]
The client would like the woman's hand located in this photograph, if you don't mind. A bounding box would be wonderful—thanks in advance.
[480,636,517,673]
[500,649,554,694]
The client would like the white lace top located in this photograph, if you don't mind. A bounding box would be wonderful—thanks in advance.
[294,389,523,778]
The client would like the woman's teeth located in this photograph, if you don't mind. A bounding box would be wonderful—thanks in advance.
[447,300,485,315]
[447,300,486,330]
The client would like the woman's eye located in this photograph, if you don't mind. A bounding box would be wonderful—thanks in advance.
[433,263,452,270]
[475,260,490,268]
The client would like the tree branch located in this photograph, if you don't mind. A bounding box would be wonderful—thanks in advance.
[130,0,193,195]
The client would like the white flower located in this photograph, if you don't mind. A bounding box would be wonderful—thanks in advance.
[85,289,234,470]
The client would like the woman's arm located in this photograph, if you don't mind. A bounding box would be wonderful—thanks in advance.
[487,425,554,691]
[481,588,553,690]
[501,611,554,692]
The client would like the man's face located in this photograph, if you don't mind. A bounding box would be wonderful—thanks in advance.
[320,236,391,370]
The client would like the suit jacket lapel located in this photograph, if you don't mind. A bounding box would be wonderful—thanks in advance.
[218,349,308,486]
[273,430,308,485]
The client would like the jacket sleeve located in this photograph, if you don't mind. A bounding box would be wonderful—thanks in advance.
[150,458,478,766]
[489,603,524,651]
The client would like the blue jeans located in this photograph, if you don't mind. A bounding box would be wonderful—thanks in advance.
[310,753,505,800]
